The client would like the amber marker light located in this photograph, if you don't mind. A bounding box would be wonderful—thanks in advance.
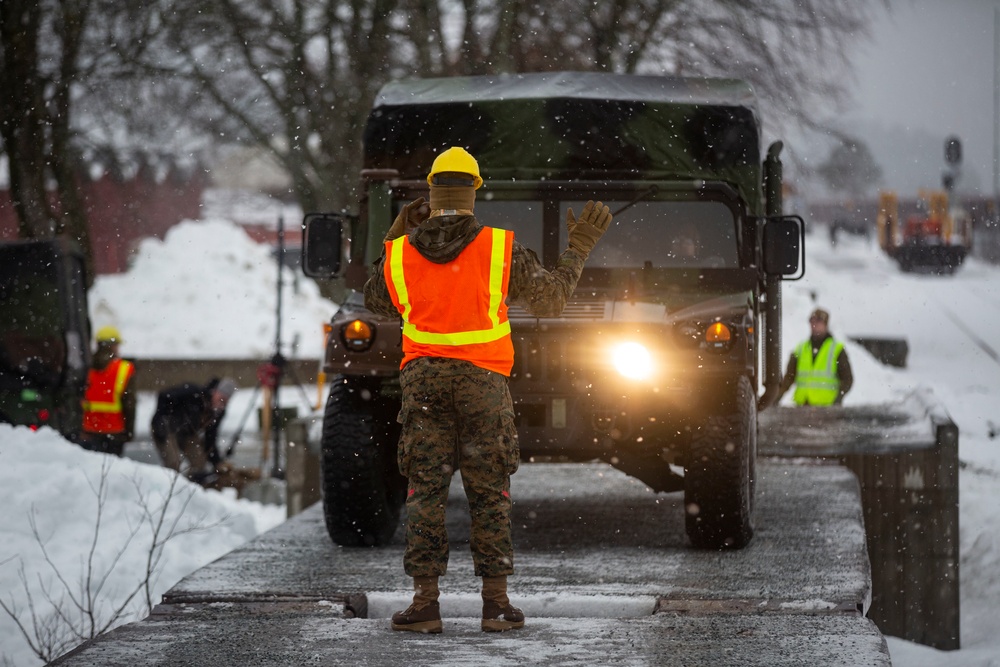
[705,322,732,346]
[342,319,374,351]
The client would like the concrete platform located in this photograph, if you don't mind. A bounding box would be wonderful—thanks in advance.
[50,460,891,666]
[759,391,961,649]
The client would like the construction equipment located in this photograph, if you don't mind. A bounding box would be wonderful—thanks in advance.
[877,189,970,273]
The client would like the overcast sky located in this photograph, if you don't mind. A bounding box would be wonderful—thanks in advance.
[844,0,998,197]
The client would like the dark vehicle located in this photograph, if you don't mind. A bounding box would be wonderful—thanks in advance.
[0,238,91,437]
[303,72,804,550]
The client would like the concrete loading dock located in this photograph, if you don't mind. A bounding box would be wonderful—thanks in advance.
[760,390,961,650]
[51,460,889,666]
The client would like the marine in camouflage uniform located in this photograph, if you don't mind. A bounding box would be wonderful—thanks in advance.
[365,218,587,579]
[364,147,611,634]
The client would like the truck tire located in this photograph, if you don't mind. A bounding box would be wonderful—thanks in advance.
[684,375,757,549]
[320,375,406,547]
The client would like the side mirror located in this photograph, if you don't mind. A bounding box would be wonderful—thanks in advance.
[762,215,805,279]
[301,212,344,278]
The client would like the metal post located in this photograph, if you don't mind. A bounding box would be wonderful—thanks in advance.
[271,214,285,479]
[763,142,784,398]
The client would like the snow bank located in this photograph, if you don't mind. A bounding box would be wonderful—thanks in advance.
[88,218,338,359]
[0,424,286,667]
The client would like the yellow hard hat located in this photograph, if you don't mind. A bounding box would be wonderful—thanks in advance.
[426,147,483,190]
[96,325,122,343]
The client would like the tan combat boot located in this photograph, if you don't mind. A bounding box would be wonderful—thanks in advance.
[391,576,443,633]
[481,575,525,632]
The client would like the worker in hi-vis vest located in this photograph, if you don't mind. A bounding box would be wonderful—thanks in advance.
[80,325,136,456]
[771,308,853,407]
[364,146,612,634]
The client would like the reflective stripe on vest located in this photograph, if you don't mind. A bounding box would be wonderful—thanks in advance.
[793,338,842,406]
[82,358,133,433]
[385,226,514,374]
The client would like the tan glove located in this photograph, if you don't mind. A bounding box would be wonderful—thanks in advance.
[565,200,612,260]
[385,197,430,241]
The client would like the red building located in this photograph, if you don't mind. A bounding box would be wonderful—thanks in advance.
[0,161,205,275]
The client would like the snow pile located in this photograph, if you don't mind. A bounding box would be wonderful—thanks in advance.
[88,218,337,359]
[0,425,286,667]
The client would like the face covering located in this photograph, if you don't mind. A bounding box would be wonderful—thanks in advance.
[429,184,475,212]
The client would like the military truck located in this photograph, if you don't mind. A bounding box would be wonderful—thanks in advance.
[0,238,91,438]
[302,72,803,550]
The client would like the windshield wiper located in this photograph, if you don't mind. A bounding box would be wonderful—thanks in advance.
[612,185,659,217]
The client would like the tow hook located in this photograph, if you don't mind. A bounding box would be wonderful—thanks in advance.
[593,411,616,434]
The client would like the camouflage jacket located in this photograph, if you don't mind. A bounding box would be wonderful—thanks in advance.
[364,214,586,324]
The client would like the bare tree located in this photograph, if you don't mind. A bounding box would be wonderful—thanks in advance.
[5,1,887,216]
[0,0,60,239]
[0,461,223,664]
[96,0,885,213]
[398,1,885,114]
[0,1,94,260]
[817,133,884,199]
[106,0,404,212]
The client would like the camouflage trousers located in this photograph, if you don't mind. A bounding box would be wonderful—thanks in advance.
[397,358,519,578]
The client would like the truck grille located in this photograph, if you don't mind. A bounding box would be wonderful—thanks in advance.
[508,297,608,321]
[508,298,609,385]
[510,336,584,385]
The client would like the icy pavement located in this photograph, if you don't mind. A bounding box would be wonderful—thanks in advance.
[50,460,889,666]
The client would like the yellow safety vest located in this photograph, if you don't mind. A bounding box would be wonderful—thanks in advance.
[793,338,843,406]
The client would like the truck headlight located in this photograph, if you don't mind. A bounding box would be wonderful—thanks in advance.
[341,319,375,351]
[611,342,653,380]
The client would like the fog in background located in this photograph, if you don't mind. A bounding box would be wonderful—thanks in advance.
[806,0,999,199]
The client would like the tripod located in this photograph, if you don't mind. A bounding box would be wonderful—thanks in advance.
[223,214,315,478]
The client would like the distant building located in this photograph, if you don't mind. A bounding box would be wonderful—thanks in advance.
[0,154,206,275]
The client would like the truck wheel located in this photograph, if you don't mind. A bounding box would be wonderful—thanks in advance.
[320,375,406,546]
[684,375,756,549]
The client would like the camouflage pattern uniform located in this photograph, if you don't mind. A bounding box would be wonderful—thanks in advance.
[364,214,585,577]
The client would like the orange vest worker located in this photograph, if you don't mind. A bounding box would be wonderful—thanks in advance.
[384,226,514,375]
[82,358,135,434]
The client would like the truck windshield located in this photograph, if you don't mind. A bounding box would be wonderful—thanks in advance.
[475,199,738,269]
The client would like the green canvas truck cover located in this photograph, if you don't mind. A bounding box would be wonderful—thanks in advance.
[363,71,763,211]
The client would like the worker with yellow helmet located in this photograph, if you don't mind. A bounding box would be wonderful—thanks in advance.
[80,325,136,456]
[364,146,613,634]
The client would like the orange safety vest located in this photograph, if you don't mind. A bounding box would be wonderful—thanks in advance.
[384,226,515,375]
[82,358,134,434]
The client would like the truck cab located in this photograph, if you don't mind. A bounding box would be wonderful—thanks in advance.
[304,72,803,549]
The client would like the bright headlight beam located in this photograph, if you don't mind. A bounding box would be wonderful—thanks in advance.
[612,342,653,380]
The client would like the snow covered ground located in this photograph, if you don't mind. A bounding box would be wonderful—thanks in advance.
[780,232,1000,666]
[2,216,999,665]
